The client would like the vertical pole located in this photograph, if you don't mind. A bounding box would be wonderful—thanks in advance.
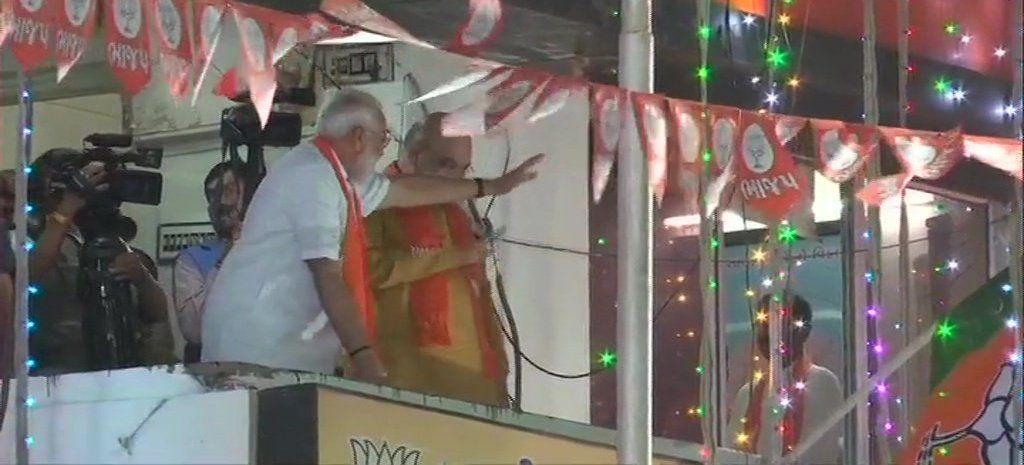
[616,1,653,464]
[695,1,722,462]
[1009,2,1023,464]
[896,0,912,449]
[840,181,862,465]
[14,74,34,465]
[862,0,883,463]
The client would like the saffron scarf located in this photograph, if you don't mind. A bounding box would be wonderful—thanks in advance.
[313,136,378,338]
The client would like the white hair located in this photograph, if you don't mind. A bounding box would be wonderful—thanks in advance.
[316,88,386,138]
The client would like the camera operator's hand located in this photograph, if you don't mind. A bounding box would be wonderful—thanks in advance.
[111,251,153,285]
[56,162,107,217]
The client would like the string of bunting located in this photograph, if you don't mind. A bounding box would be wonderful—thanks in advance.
[410,65,1023,225]
[0,0,506,127]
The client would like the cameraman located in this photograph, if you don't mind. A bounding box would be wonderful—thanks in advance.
[172,162,247,363]
[24,161,176,374]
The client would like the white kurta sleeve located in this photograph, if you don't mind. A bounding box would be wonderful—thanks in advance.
[283,163,348,261]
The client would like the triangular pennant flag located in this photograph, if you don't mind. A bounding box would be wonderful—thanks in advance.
[449,0,504,56]
[857,173,912,207]
[591,84,624,203]
[319,0,430,48]
[701,105,742,216]
[813,120,879,183]
[632,92,669,202]
[775,115,807,146]
[666,98,702,221]
[191,0,226,105]
[963,137,1024,180]
[404,65,506,106]
[231,3,309,128]
[528,77,583,123]
[708,105,741,176]
[732,111,810,222]
[10,0,56,71]
[883,127,964,180]
[483,68,549,130]
[55,0,98,82]
[106,0,153,95]
[150,0,193,99]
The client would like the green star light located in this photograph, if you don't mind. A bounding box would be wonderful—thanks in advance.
[936,319,957,341]
[766,47,790,70]
[778,225,799,244]
[934,77,952,94]
[598,349,617,368]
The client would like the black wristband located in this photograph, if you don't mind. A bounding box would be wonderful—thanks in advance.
[474,178,486,198]
[349,345,372,358]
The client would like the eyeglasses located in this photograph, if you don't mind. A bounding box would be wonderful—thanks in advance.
[365,127,398,149]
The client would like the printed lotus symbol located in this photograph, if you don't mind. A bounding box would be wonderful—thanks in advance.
[914,363,1021,465]
[350,438,422,465]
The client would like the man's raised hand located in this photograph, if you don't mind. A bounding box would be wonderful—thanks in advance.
[486,154,545,196]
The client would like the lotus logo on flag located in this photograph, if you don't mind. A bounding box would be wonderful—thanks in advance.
[914,363,1020,465]
[349,438,422,465]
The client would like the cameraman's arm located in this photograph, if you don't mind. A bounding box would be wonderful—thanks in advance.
[30,164,100,277]
[111,251,168,324]
[29,210,75,278]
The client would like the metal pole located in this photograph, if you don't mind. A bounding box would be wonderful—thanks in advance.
[1009,2,1023,464]
[896,0,912,450]
[860,1,884,462]
[615,1,653,464]
[14,74,34,465]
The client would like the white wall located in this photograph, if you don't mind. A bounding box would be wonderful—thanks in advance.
[125,39,592,422]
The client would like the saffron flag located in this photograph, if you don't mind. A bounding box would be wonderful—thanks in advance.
[106,0,153,95]
[150,0,193,99]
[590,84,624,203]
[901,269,1020,465]
[10,0,56,71]
[55,0,98,81]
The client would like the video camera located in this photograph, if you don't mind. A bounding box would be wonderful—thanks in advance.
[33,133,164,208]
[219,86,313,203]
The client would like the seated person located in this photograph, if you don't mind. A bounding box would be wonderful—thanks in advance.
[726,293,843,464]
[173,162,247,363]
[367,112,508,406]
[17,159,176,375]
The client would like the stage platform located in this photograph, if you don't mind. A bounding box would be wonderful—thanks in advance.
[0,363,754,464]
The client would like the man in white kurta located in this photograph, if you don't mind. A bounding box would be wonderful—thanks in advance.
[202,89,544,381]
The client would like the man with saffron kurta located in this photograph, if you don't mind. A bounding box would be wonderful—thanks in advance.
[367,113,509,406]
[202,91,542,384]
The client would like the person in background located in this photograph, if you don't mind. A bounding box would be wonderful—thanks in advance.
[0,175,15,379]
[726,293,843,464]
[10,160,176,375]
[366,112,508,406]
[202,89,542,382]
[173,162,247,363]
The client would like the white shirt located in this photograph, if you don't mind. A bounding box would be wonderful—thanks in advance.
[726,363,844,465]
[201,141,390,374]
